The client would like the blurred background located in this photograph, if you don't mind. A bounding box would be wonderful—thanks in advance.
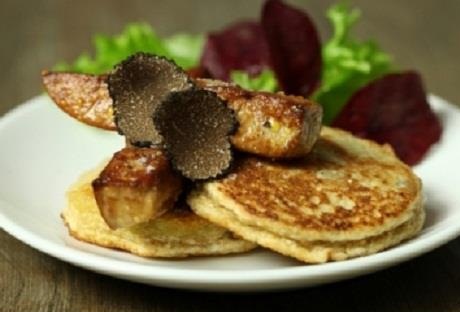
[0,0,459,115]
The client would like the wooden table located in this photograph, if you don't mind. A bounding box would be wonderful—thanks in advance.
[1,0,459,310]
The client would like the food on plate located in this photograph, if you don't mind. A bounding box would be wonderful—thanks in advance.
[188,127,424,263]
[63,168,256,258]
[92,147,182,229]
[42,71,115,130]
[108,53,194,146]
[153,89,236,180]
[45,0,434,263]
[48,57,424,263]
[42,71,323,159]
[196,79,322,158]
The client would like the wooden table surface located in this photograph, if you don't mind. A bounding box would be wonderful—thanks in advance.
[1,0,459,311]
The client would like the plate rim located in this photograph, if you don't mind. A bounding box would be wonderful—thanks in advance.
[1,94,460,288]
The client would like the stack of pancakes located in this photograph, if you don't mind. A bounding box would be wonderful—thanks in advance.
[189,127,424,263]
[63,127,423,263]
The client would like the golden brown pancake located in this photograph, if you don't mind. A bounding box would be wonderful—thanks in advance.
[62,168,256,258]
[188,127,424,263]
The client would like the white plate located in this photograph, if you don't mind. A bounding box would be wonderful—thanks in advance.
[0,95,459,292]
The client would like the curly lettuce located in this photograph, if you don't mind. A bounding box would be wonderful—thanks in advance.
[228,4,392,114]
[230,69,278,92]
[313,4,392,124]
[54,23,204,74]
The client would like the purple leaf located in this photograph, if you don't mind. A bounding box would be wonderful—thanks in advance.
[200,21,271,81]
[261,0,322,96]
[332,71,442,165]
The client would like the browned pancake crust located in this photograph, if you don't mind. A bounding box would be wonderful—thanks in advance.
[189,192,423,263]
[194,127,421,242]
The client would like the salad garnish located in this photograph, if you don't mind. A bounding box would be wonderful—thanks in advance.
[333,71,442,165]
[52,0,442,165]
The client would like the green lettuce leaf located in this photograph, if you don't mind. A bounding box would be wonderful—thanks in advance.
[54,23,204,74]
[163,33,204,69]
[230,69,278,92]
[313,3,392,124]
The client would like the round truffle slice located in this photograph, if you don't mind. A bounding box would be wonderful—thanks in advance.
[108,53,193,146]
[154,89,236,180]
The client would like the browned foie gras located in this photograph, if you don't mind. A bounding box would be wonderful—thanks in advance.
[196,79,322,158]
[92,147,182,229]
[41,71,115,130]
[42,72,322,158]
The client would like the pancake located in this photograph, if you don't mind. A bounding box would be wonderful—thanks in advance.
[188,127,424,263]
[62,168,256,258]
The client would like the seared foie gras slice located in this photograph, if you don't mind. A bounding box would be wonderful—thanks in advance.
[92,147,182,229]
[196,79,322,158]
[43,72,322,158]
[42,71,116,130]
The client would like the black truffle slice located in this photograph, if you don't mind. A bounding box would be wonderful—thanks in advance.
[108,53,193,146]
[154,89,236,180]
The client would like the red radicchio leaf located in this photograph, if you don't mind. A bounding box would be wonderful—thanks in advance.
[332,71,442,165]
[261,0,322,97]
[200,21,271,81]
